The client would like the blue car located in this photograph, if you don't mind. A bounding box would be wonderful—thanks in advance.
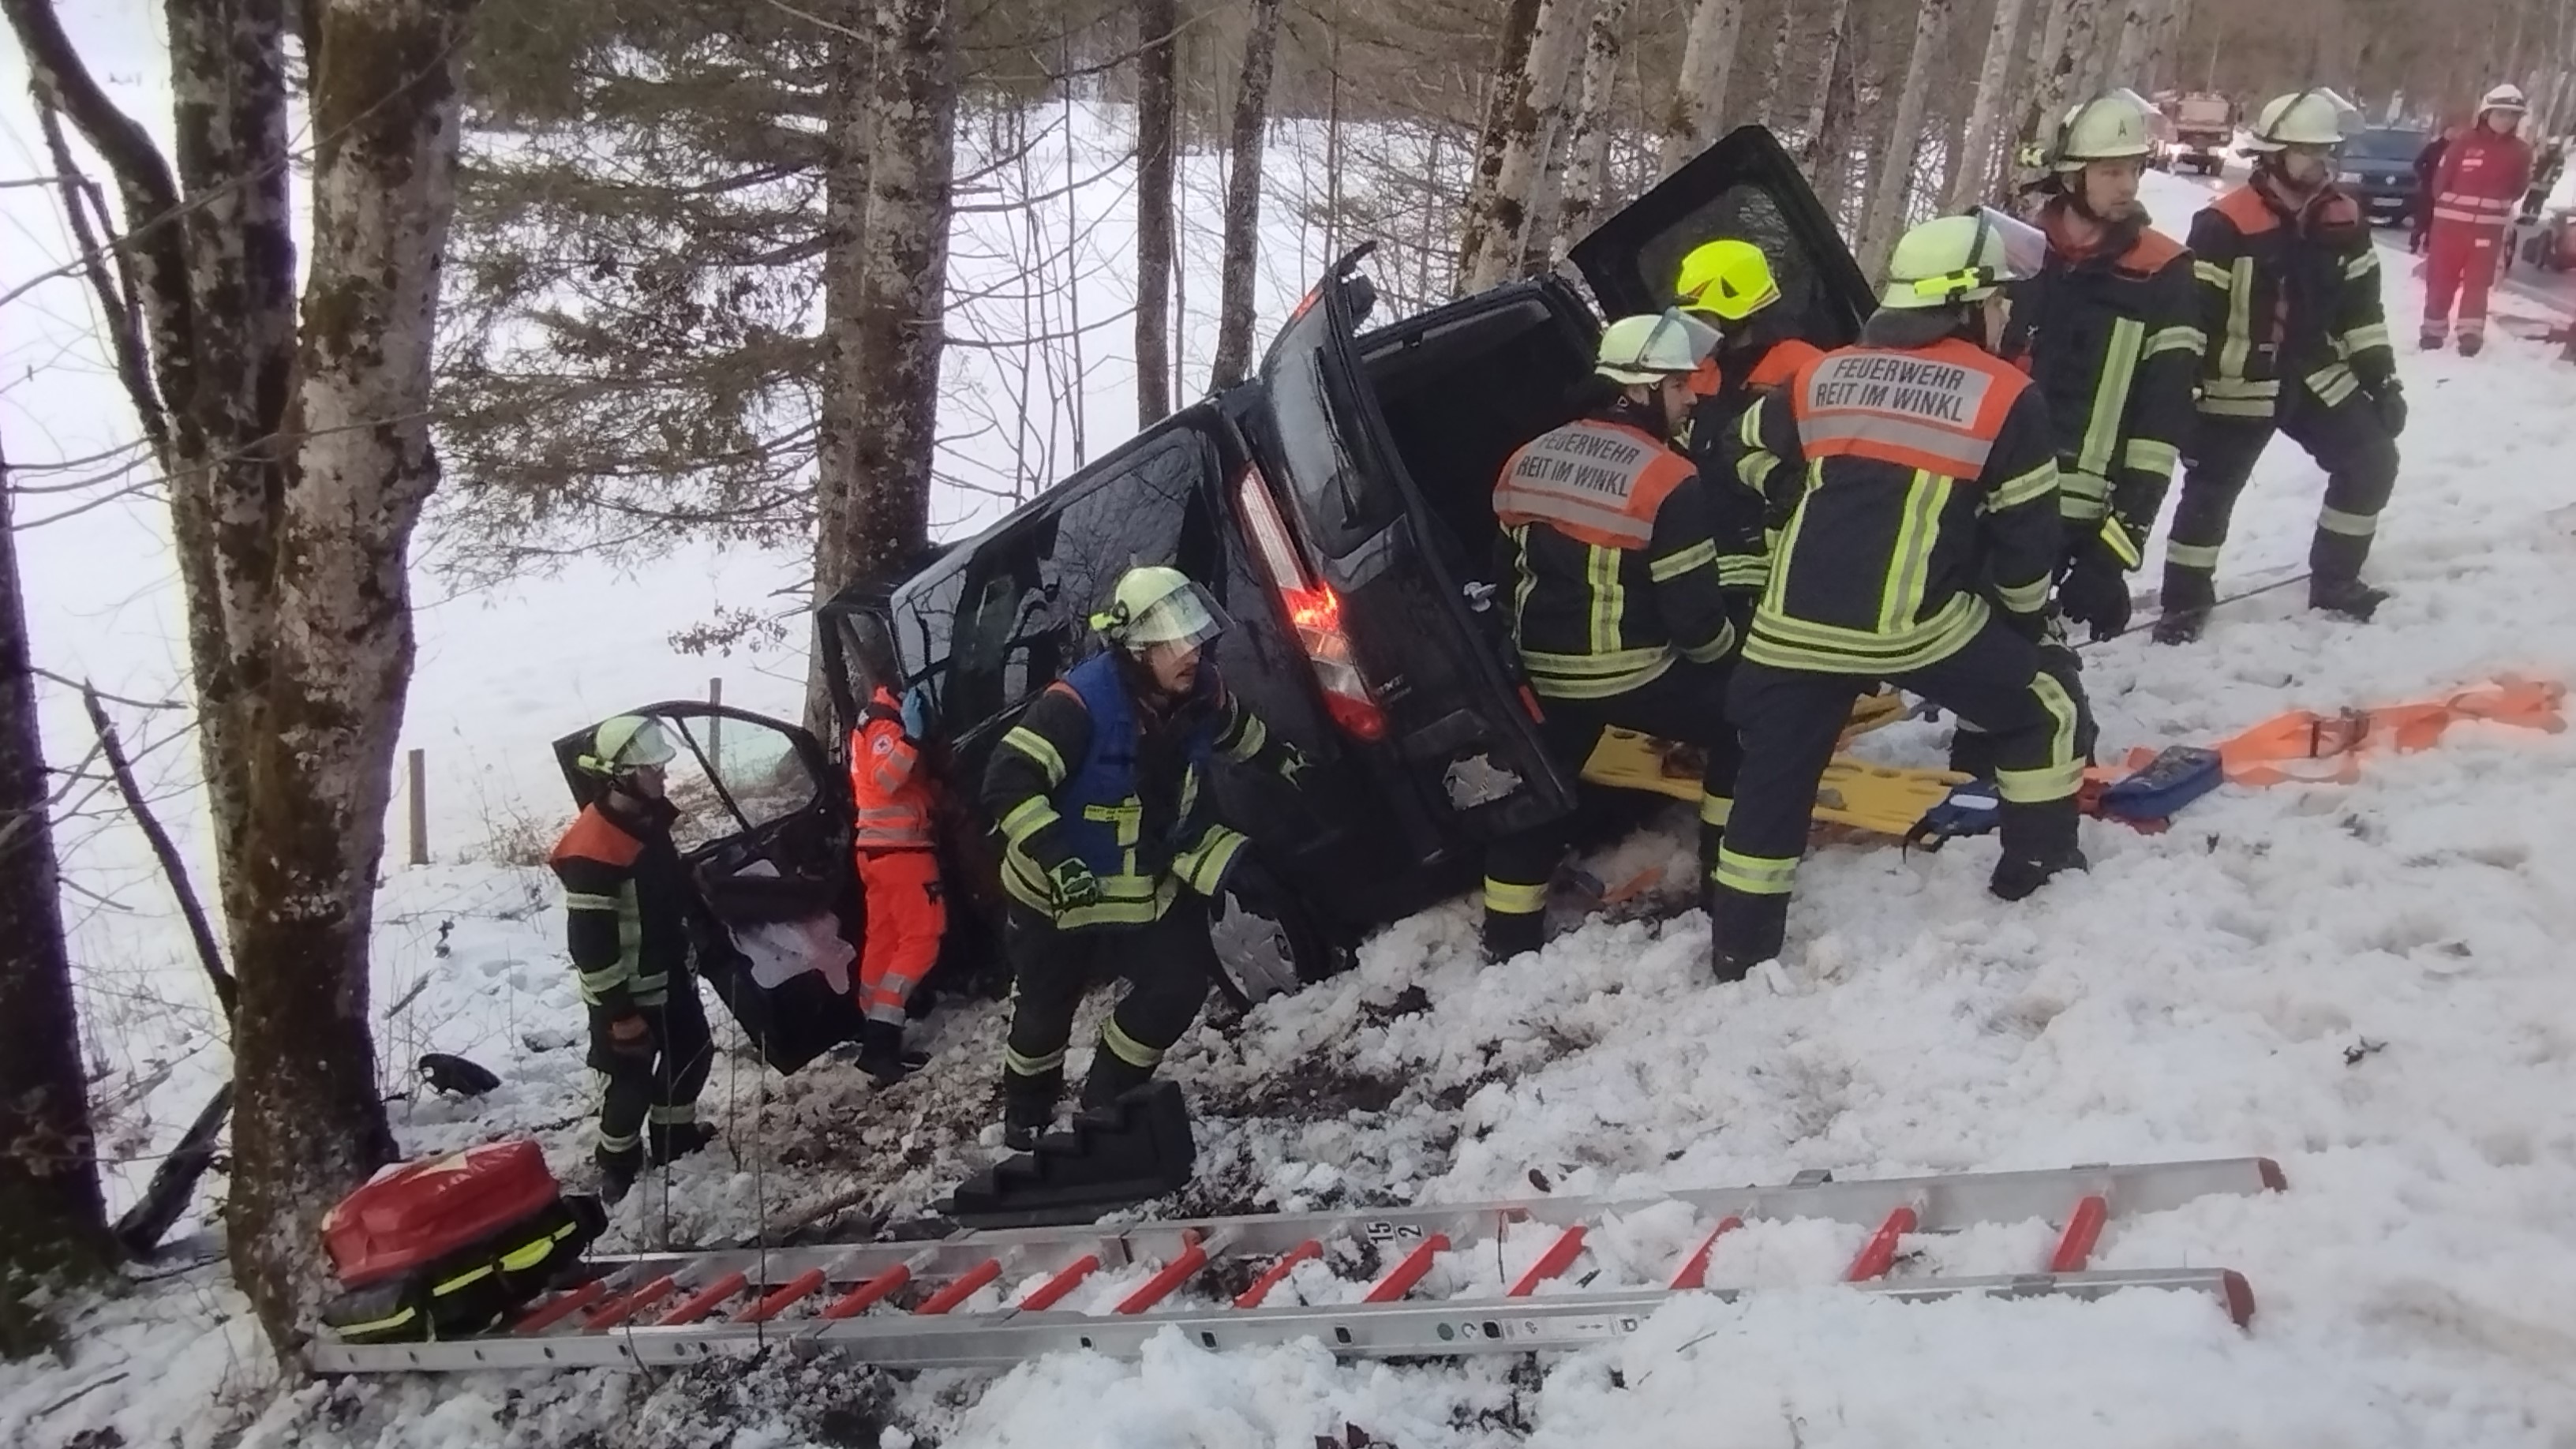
[2341,126,2432,227]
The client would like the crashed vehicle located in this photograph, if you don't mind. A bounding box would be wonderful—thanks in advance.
[556,127,1877,1073]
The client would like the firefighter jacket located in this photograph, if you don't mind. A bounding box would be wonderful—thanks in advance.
[2428,125,2533,232]
[1491,414,1762,701]
[1681,335,1829,455]
[848,684,936,852]
[2190,175,2395,422]
[551,798,692,1011]
[1724,333,2062,676]
[983,651,1278,930]
[2009,201,2201,537]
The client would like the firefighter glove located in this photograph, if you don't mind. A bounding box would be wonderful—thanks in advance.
[2371,381,2407,438]
[2057,549,2133,642]
[607,1013,656,1059]
[1045,857,1103,915]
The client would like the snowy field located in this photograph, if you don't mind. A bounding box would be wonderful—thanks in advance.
[10,55,2576,1446]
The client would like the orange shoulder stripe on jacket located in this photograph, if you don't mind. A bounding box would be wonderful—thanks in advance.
[1749,339,1825,390]
[2211,185,2278,234]
[2116,227,2188,275]
[552,805,642,870]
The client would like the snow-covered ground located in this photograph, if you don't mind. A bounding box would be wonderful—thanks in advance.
[12,99,2576,1449]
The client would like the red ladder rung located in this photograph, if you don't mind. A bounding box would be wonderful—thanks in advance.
[822,1263,914,1320]
[656,1271,747,1327]
[1115,1234,1211,1315]
[1234,1240,1323,1309]
[915,1258,1005,1316]
[512,1279,610,1334]
[1845,1205,1919,1282]
[732,1268,826,1324]
[583,1274,678,1331]
[1361,1234,1451,1304]
[1507,1226,1588,1297]
[1668,1215,1743,1290]
[1017,1255,1100,1312]
[2048,1194,2110,1273]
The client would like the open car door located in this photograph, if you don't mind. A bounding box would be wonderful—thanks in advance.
[552,704,863,1075]
[1569,124,1875,350]
[1248,253,1578,853]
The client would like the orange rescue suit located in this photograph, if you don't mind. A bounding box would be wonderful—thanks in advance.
[848,685,943,1026]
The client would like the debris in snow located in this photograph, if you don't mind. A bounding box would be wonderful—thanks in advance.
[2344,1037,2390,1067]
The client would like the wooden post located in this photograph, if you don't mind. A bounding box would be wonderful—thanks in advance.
[707,677,723,766]
[406,747,428,866]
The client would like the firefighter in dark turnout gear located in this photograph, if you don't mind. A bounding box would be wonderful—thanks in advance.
[1675,239,1829,499]
[1479,311,1764,963]
[2157,89,2404,642]
[552,715,715,1203]
[1714,212,2086,978]
[981,566,1307,1148]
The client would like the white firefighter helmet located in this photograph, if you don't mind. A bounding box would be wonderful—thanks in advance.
[1881,208,2047,310]
[1092,565,1230,653]
[2245,89,2355,151]
[1595,309,1720,384]
[2054,91,2156,170]
[2481,83,2529,123]
[581,714,677,777]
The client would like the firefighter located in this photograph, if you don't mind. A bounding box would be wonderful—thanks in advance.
[845,618,940,1085]
[1478,310,1762,964]
[1674,238,1828,466]
[1713,212,2081,978]
[2020,92,2199,642]
[2155,89,2404,642]
[2422,84,2534,355]
[982,565,1308,1148]
[552,715,715,1202]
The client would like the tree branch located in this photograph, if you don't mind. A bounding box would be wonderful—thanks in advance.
[33,98,171,466]
[79,683,235,1027]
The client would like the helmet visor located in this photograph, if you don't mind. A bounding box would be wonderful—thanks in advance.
[1975,207,2051,283]
[1122,580,1230,650]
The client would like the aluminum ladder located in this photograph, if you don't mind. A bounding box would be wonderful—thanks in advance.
[309,1155,2284,1374]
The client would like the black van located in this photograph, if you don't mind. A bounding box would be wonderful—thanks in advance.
[556,129,1874,1069]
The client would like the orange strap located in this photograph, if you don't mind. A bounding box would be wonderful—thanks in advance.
[2211,676,2564,787]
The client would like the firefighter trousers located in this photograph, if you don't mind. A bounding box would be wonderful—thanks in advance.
[586,975,713,1165]
[2423,220,2507,346]
[2162,395,2399,605]
[1711,619,2083,968]
[856,848,945,1025]
[1000,896,1215,1114]
[1481,659,1743,960]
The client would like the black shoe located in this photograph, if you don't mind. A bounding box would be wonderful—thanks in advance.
[1080,1047,1156,1113]
[595,1148,641,1205]
[2420,330,2447,350]
[1001,1073,1061,1152]
[2458,333,2484,358]
[1709,888,1787,983]
[855,1019,927,1086]
[2309,577,2390,622]
[2151,608,2208,645]
[646,1121,716,1166]
[1481,908,1545,965]
[1990,846,2089,902]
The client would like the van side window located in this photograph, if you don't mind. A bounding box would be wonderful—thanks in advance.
[1617,185,1834,348]
[890,564,966,706]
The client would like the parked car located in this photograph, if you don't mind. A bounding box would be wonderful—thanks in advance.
[557,128,1877,1068]
[2340,125,2432,227]
[2166,92,2236,175]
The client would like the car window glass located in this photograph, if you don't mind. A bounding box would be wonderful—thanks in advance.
[1633,184,1828,345]
[891,563,966,702]
[1261,293,1398,556]
[653,713,822,853]
[2349,130,2426,161]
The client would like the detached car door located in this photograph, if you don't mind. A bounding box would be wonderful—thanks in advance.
[1569,123,1875,350]
[1249,255,1578,854]
[552,704,863,1074]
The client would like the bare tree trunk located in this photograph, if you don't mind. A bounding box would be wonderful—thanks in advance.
[0,434,110,1301]
[1458,0,1545,290]
[1950,0,2035,210]
[1799,0,1855,174]
[1134,0,1178,426]
[809,17,874,734]
[1755,0,1796,126]
[1210,0,1282,391]
[1659,0,1745,175]
[1521,96,1576,271]
[2107,0,2155,88]
[1858,0,1953,276]
[2015,0,2095,194]
[2144,0,2188,92]
[1556,0,1630,255]
[1464,0,1594,291]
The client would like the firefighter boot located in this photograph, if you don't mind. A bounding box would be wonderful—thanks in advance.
[2153,565,2218,645]
[1080,1046,1158,1114]
[1990,799,2087,902]
[1000,1066,1063,1152]
[854,1018,927,1087]
[1481,903,1546,964]
[2458,332,2485,358]
[594,1147,642,1206]
[1710,887,1788,983]
[2419,328,2447,350]
[647,1120,717,1166]
[2309,575,2391,621]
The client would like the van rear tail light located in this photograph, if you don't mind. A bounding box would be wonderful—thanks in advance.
[1235,466,1387,743]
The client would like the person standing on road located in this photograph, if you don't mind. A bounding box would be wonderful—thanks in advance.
[552,716,716,1203]
[2422,84,2534,355]
[2156,89,2404,642]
